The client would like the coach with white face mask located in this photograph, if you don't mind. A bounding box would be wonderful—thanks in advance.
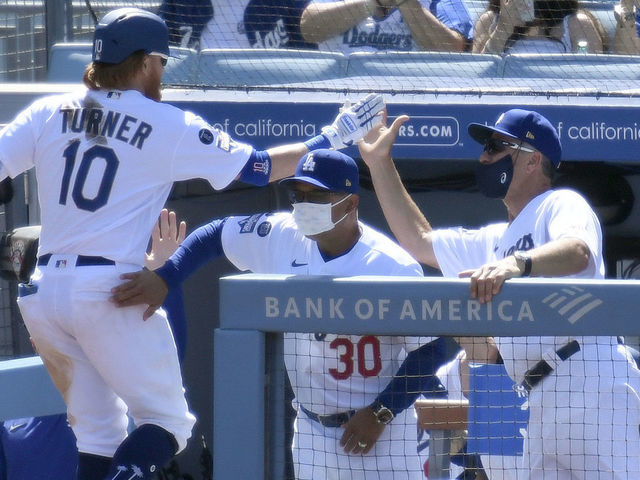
[111,148,440,479]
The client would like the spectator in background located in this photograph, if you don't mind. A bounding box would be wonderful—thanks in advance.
[613,0,640,53]
[160,0,316,49]
[300,0,473,53]
[158,0,213,49]
[473,0,607,53]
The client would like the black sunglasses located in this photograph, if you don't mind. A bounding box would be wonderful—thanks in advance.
[288,189,336,204]
[149,53,168,67]
[484,138,536,155]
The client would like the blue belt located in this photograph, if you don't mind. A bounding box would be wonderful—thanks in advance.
[299,405,356,428]
[37,254,115,267]
[521,340,580,392]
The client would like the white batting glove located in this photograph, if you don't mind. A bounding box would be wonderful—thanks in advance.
[322,93,385,150]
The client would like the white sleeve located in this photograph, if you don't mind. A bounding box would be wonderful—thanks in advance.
[221,212,288,273]
[545,190,603,277]
[172,113,253,189]
[431,225,500,278]
[0,101,44,178]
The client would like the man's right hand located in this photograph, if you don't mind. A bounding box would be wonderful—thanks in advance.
[110,269,169,320]
[358,111,409,169]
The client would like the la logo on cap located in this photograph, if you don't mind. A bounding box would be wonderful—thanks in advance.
[302,153,316,172]
[345,179,352,187]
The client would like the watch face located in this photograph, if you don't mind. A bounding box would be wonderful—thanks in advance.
[376,407,394,425]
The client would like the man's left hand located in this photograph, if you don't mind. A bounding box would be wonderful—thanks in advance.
[339,407,386,455]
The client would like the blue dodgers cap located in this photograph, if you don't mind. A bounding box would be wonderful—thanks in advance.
[279,149,359,194]
[468,109,562,167]
[93,8,170,64]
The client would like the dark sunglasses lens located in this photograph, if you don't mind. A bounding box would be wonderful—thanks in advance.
[160,57,167,67]
[288,191,302,203]
[484,139,504,154]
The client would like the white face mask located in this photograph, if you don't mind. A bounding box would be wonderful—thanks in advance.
[292,194,352,236]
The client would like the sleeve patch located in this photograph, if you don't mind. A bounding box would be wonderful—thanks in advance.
[198,128,214,145]
[238,214,263,234]
[216,130,232,152]
[257,222,272,237]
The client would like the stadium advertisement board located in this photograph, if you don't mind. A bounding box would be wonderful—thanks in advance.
[172,99,640,163]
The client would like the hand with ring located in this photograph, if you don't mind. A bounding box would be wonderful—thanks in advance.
[340,407,386,455]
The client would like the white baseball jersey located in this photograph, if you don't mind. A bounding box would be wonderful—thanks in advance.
[432,188,640,478]
[222,211,432,479]
[222,211,432,412]
[0,88,252,266]
[431,188,606,383]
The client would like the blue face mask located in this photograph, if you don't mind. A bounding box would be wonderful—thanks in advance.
[476,154,514,199]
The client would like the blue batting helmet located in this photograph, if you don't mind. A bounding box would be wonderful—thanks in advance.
[92,8,170,64]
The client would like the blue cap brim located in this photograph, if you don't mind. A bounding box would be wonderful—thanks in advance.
[278,176,331,190]
[468,123,520,145]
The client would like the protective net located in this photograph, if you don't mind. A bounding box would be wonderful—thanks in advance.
[1,0,638,96]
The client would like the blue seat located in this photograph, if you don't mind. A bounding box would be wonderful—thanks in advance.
[346,51,503,78]
[501,53,640,80]
[47,43,92,83]
[197,48,348,86]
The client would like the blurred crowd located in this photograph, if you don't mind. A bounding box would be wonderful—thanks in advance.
[158,0,640,55]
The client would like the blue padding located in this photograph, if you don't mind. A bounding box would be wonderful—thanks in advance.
[198,48,348,86]
[47,43,93,83]
[346,51,502,78]
[0,357,65,420]
[163,47,199,85]
[500,53,640,80]
[47,43,199,85]
[466,363,528,456]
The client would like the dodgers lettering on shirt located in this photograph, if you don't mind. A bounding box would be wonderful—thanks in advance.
[343,23,413,50]
[60,107,152,150]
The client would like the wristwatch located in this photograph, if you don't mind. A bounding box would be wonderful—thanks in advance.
[514,251,532,277]
[614,4,636,26]
[370,400,394,425]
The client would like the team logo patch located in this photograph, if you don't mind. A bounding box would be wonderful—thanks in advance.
[216,131,231,152]
[199,129,214,145]
[257,221,272,237]
[106,91,121,99]
[238,214,262,234]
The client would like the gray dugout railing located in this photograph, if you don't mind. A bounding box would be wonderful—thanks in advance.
[215,274,640,479]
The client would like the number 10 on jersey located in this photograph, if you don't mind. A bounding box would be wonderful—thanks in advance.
[60,140,119,212]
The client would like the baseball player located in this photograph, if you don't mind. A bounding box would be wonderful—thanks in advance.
[111,149,437,479]
[359,109,640,478]
[0,6,383,479]
[0,210,188,480]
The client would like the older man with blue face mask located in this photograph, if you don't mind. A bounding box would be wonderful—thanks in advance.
[360,108,640,479]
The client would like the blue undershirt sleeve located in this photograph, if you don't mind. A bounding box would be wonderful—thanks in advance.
[375,337,449,415]
[156,218,227,289]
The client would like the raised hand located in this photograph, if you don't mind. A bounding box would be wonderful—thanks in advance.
[322,94,385,150]
[145,208,186,270]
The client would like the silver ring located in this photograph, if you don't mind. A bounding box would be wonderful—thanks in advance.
[358,441,367,448]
